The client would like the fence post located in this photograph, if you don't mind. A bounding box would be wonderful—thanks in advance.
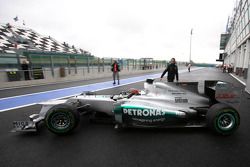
[127,59,129,71]
[102,58,104,72]
[98,58,100,72]
[74,55,77,74]
[50,55,54,77]
[135,59,137,69]
[87,56,90,73]
[139,59,141,70]
[15,53,23,80]
[27,54,32,79]
[67,56,70,75]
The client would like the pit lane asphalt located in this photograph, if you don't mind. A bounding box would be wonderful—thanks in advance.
[0,67,250,167]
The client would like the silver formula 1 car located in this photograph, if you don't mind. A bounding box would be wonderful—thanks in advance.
[12,79,242,135]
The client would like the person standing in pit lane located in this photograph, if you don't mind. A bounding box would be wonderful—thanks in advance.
[188,63,191,72]
[21,60,31,80]
[111,60,120,85]
[160,58,179,82]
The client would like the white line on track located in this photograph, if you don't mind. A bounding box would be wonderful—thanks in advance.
[229,73,246,86]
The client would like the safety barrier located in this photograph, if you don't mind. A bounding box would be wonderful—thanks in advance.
[0,65,171,89]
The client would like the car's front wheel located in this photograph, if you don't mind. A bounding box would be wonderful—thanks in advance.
[206,103,240,135]
[45,104,80,135]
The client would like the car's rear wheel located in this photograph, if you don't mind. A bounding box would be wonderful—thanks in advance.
[45,104,80,135]
[206,103,240,135]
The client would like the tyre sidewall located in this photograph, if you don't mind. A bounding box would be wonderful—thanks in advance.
[207,103,240,135]
[45,104,79,135]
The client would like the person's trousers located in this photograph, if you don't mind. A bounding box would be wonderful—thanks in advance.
[24,71,30,80]
[113,72,119,83]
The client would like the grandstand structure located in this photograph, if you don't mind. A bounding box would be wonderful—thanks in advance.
[0,23,167,88]
[0,23,93,69]
[0,23,87,54]
[0,23,98,83]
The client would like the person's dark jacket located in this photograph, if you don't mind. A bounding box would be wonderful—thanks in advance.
[160,63,179,81]
[21,63,29,71]
[111,62,120,72]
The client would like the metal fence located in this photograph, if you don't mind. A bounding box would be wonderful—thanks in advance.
[0,51,188,83]
[0,59,170,82]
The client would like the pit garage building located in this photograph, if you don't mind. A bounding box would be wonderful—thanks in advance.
[220,0,250,93]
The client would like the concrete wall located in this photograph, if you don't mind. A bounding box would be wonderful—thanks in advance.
[0,66,167,89]
[224,39,250,93]
[222,0,250,93]
[247,54,250,94]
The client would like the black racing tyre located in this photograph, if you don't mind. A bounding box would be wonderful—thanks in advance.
[45,104,80,135]
[206,103,240,135]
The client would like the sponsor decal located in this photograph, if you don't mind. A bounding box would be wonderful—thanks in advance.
[172,92,186,95]
[168,89,186,95]
[13,121,29,128]
[175,97,188,103]
[132,117,165,123]
[123,108,166,117]
[168,89,179,92]
[215,93,236,99]
[216,83,228,89]
[122,105,186,123]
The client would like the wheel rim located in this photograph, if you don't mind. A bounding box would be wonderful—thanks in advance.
[50,111,71,130]
[217,112,235,131]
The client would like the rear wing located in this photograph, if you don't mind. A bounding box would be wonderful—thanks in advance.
[204,80,242,110]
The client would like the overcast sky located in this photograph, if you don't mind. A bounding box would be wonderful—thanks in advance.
[0,0,237,63]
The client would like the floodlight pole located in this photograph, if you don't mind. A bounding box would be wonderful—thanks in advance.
[189,28,193,63]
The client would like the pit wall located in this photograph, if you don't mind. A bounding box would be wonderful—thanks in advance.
[0,65,170,89]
